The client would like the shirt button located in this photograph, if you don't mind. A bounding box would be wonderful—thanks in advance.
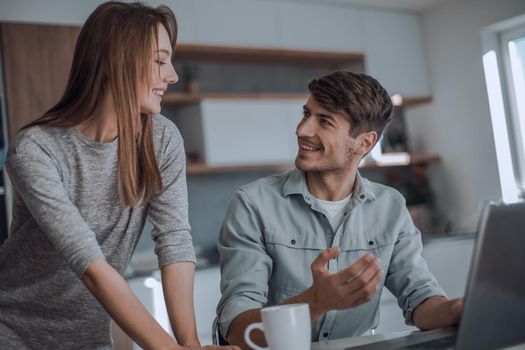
[305,196,310,201]
[360,194,365,199]
[291,239,296,245]
[323,332,329,338]
[369,240,374,245]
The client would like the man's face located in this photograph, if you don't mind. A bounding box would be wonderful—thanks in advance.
[295,96,362,173]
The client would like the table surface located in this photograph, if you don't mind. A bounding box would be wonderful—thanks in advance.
[312,331,525,350]
[312,331,414,350]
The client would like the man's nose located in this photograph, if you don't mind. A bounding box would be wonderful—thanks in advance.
[296,117,316,137]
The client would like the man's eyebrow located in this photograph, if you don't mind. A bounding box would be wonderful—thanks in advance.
[303,105,336,121]
[318,113,335,120]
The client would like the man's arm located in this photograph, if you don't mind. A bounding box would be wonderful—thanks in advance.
[384,201,453,328]
[413,296,464,330]
[227,247,382,349]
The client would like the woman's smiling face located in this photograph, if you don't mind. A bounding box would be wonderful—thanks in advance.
[139,24,178,115]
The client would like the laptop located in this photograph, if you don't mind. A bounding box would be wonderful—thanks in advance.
[346,201,525,350]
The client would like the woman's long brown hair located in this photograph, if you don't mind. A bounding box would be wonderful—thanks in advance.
[23,2,178,207]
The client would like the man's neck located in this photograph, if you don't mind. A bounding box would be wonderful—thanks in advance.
[305,166,358,201]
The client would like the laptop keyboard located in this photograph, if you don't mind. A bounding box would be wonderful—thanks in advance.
[397,334,457,349]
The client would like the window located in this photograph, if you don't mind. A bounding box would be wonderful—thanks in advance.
[482,14,525,203]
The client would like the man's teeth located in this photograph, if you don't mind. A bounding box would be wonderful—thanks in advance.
[300,143,320,151]
[153,89,164,96]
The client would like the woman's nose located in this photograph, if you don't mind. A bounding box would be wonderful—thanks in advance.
[165,66,179,84]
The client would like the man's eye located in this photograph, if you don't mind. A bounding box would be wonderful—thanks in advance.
[320,119,332,126]
[302,111,309,118]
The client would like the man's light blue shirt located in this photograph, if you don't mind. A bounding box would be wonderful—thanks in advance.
[217,169,445,341]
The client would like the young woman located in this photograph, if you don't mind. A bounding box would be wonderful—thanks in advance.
[0,2,237,349]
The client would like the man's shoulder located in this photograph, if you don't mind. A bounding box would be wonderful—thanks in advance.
[364,178,406,208]
[238,170,294,200]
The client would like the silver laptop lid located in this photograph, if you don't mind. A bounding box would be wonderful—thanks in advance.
[457,201,525,350]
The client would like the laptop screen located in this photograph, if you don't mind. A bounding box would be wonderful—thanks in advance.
[457,201,525,349]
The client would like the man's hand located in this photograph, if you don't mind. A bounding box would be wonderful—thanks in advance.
[448,298,464,323]
[306,247,383,320]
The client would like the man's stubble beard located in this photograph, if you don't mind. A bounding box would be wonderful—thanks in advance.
[295,145,360,174]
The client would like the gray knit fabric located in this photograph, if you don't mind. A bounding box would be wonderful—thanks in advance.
[0,115,195,349]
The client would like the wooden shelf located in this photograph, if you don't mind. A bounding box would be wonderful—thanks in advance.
[398,96,432,108]
[186,153,440,175]
[162,92,433,108]
[175,44,364,66]
[187,163,295,175]
[359,153,440,169]
[162,92,308,106]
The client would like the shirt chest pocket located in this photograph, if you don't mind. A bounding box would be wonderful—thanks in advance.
[338,228,397,272]
[265,229,326,250]
[264,229,325,295]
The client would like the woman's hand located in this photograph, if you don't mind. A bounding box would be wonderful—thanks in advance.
[178,345,241,350]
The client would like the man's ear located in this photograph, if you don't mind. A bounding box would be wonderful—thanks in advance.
[357,131,378,155]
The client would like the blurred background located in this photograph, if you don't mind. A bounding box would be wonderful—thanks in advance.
[1,0,524,348]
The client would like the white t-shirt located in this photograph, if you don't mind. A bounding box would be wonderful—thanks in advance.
[315,193,353,232]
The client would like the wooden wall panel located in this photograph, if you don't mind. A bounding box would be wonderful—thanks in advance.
[1,23,80,139]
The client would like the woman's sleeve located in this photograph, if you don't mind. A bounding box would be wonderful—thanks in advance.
[6,143,104,278]
[147,124,195,269]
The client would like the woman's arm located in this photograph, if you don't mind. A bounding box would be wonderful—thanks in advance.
[82,259,183,350]
[161,262,200,347]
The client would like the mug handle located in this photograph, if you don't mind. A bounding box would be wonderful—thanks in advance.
[244,322,268,350]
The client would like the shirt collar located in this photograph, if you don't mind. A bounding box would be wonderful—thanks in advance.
[283,168,376,202]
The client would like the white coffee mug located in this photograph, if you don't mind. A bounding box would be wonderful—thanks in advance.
[243,303,311,350]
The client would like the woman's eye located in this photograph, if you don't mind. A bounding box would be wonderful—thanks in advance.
[156,60,167,66]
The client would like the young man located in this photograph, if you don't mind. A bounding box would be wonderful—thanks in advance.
[217,71,463,348]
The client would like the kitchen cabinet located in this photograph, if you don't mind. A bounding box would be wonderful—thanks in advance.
[170,98,303,166]
[361,9,430,97]
[0,22,79,140]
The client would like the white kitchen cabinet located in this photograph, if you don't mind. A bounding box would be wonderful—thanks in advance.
[421,236,475,298]
[191,0,280,47]
[361,9,430,97]
[194,267,222,345]
[277,2,364,52]
[171,99,304,166]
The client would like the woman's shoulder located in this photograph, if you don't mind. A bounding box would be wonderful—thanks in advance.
[151,114,183,147]
[9,125,64,157]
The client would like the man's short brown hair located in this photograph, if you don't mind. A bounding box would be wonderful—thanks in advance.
[308,71,393,138]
